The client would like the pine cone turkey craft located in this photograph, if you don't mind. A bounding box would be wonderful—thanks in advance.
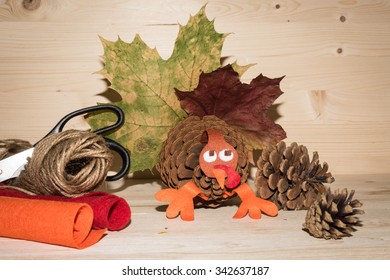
[155,65,285,221]
[255,141,334,210]
[157,115,249,207]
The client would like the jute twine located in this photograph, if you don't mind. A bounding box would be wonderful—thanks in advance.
[1,130,113,197]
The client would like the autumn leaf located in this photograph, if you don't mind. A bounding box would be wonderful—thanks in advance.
[175,64,286,150]
[87,6,234,173]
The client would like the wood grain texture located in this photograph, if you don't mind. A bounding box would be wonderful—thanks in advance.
[0,174,388,259]
[0,0,390,174]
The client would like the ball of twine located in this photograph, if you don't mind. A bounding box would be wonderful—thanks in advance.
[12,129,113,197]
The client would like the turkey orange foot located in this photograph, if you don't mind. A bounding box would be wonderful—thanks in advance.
[232,183,278,219]
[155,182,278,221]
[155,182,201,221]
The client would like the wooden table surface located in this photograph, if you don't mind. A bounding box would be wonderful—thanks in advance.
[1,0,390,176]
[0,173,389,260]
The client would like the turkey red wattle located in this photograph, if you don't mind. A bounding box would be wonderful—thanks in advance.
[213,165,241,189]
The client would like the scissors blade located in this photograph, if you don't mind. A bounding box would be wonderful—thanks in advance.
[0,148,34,182]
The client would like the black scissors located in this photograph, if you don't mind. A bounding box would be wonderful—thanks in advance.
[0,104,130,182]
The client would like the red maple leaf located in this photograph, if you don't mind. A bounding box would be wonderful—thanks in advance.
[175,64,286,150]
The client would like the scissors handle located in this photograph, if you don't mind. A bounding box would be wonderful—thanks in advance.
[42,104,125,139]
[104,138,130,181]
[40,104,130,181]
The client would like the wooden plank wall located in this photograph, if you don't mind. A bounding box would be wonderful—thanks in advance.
[0,0,389,175]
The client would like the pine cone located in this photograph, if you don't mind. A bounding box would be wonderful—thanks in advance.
[255,141,334,210]
[156,115,249,207]
[303,188,364,239]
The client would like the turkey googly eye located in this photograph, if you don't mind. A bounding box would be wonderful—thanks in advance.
[219,149,234,162]
[203,150,217,163]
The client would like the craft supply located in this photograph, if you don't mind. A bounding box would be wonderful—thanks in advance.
[303,188,364,239]
[0,196,106,249]
[0,187,131,231]
[0,104,131,196]
[255,141,335,210]
[12,129,113,197]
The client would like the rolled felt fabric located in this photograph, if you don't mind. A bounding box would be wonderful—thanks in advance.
[0,196,106,249]
[0,188,131,231]
[72,192,131,230]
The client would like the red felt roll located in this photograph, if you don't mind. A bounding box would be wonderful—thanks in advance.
[0,187,131,231]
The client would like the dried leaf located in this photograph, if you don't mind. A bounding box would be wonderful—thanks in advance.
[87,6,234,172]
[176,64,286,150]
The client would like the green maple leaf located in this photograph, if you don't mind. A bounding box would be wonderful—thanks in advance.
[87,6,236,173]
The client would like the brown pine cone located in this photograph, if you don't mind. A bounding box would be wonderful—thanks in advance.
[156,115,249,207]
[255,141,334,210]
[303,188,364,239]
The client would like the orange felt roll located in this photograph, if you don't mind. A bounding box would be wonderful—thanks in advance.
[0,196,106,249]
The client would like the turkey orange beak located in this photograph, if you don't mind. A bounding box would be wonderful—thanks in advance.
[213,165,241,189]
